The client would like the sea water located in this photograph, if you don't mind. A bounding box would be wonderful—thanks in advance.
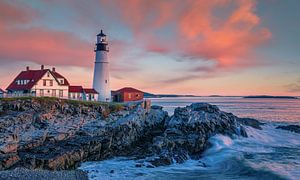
[79,97,300,180]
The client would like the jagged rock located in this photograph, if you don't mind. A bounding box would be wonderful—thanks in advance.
[142,103,247,166]
[0,154,20,170]
[0,98,249,170]
[151,105,163,110]
[237,118,265,130]
[276,125,300,134]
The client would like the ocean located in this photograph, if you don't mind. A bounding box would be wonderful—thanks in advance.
[79,97,300,180]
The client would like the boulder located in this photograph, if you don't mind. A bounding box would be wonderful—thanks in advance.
[276,125,300,134]
[0,98,248,170]
[237,118,264,130]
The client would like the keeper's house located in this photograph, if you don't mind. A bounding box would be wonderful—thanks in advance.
[6,65,98,101]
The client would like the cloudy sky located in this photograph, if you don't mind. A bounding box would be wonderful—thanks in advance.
[0,0,299,96]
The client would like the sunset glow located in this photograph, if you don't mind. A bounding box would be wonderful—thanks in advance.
[0,0,299,96]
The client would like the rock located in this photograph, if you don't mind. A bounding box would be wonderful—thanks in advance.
[0,167,88,180]
[0,154,20,170]
[276,125,300,134]
[237,118,264,130]
[0,98,248,170]
[140,102,247,166]
[151,105,163,110]
[190,102,220,113]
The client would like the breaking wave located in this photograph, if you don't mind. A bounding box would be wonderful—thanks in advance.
[79,123,300,180]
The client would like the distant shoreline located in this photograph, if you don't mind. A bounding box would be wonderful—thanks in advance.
[144,93,298,99]
[243,95,298,99]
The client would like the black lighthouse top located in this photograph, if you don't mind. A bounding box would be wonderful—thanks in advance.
[95,29,109,52]
[97,29,106,37]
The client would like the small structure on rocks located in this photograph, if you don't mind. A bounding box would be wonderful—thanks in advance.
[112,87,144,102]
[69,86,99,101]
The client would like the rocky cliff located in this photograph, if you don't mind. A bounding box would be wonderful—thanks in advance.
[0,97,248,170]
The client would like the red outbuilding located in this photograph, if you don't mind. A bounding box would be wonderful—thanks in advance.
[113,87,144,102]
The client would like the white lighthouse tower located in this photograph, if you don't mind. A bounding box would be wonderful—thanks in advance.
[93,30,111,102]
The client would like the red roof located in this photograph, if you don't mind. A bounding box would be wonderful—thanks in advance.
[69,86,83,93]
[69,86,98,94]
[83,88,98,94]
[115,87,144,93]
[6,68,69,91]
[52,71,70,86]
[6,70,47,91]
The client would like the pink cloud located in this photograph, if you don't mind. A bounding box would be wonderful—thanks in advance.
[0,1,93,67]
[101,0,271,69]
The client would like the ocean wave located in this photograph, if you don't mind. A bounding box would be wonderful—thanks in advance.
[79,123,300,180]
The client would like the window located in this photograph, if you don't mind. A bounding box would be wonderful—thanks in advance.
[105,80,108,83]
[73,93,76,99]
[40,89,44,96]
[43,80,47,86]
[47,90,50,93]
[59,90,63,98]
[52,90,56,97]
[47,72,50,77]
[60,79,64,84]
[128,93,132,99]
[49,80,53,86]
[136,94,139,98]
[16,80,19,85]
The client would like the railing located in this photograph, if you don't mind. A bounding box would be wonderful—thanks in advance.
[0,93,96,101]
[2,93,36,98]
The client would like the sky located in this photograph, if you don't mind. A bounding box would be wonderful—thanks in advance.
[0,0,299,96]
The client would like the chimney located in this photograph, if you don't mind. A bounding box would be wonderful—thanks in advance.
[41,65,44,70]
[26,66,29,71]
[52,67,56,72]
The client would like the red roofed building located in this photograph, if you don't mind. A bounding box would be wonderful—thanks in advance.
[69,86,99,101]
[6,65,99,101]
[6,65,69,98]
[113,87,144,102]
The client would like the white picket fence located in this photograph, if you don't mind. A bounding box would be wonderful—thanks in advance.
[2,93,36,98]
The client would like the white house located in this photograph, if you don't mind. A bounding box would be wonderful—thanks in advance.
[6,65,98,101]
[6,65,69,98]
[69,86,99,101]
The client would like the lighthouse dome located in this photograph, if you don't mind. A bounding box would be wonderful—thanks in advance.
[97,29,106,37]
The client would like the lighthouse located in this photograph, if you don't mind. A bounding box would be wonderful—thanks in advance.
[93,30,111,102]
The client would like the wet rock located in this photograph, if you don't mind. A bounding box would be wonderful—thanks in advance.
[276,125,300,134]
[0,154,20,170]
[237,118,264,130]
[151,105,163,110]
[141,103,247,166]
[0,98,248,170]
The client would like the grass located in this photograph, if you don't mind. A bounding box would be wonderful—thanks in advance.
[0,96,125,113]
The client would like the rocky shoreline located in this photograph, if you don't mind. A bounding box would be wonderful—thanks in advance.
[0,97,255,172]
[0,168,88,180]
